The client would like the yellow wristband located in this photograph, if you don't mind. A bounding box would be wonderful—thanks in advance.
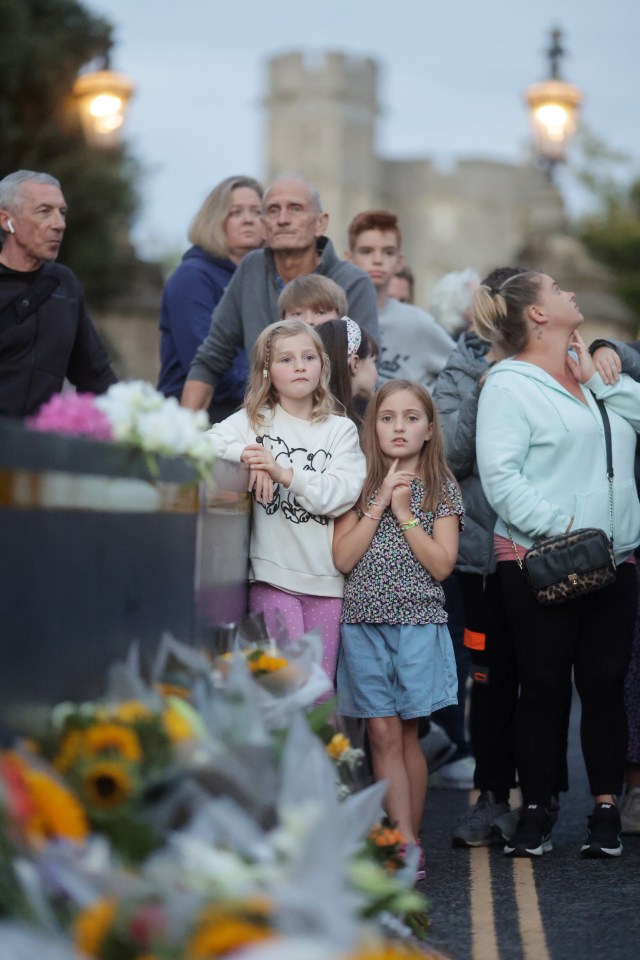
[400,517,420,531]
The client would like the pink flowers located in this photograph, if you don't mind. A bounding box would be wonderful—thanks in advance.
[27,392,113,441]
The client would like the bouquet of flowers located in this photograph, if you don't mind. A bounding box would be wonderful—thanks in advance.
[0,638,439,959]
[27,381,215,480]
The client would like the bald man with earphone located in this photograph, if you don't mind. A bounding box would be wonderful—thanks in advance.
[0,169,116,418]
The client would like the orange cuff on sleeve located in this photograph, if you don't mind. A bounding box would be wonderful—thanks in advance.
[463,628,486,651]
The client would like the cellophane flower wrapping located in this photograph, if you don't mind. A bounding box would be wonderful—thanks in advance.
[0,634,434,959]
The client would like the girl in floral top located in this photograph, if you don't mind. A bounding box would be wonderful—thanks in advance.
[333,379,463,875]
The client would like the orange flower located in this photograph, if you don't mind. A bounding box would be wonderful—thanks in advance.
[349,945,437,960]
[188,900,274,958]
[21,765,88,843]
[369,825,407,848]
[188,917,273,957]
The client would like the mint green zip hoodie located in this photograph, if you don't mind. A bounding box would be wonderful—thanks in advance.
[476,360,640,564]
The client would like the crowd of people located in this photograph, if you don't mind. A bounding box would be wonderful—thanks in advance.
[1,167,639,872]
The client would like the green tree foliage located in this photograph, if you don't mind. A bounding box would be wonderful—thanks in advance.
[0,0,140,306]
[574,128,640,323]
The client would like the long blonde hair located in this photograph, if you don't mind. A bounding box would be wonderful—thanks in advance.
[359,379,457,514]
[188,175,263,258]
[473,270,542,353]
[244,319,335,430]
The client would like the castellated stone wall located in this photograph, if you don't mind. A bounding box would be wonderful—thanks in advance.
[264,50,380,248]
[99,47,635,383]
[264,49,634,340]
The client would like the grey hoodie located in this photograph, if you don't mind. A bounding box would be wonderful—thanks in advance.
[432,331,497,574]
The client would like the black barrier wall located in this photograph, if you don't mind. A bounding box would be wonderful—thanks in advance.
[0,419,250,736]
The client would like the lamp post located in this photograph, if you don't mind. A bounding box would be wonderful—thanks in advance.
[524,29,583,181]
[72,63,135,148]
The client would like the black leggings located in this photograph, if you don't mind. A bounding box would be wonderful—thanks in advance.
[459,571,518,796]
[497,560,637,805]
[460,570,570,799]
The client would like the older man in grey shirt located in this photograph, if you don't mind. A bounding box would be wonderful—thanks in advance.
[181,176,378,413]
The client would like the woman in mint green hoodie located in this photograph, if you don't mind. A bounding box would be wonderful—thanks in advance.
[475,271,640,861]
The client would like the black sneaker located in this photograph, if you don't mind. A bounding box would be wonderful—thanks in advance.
[580,802,623,858]
[504,804,553,857]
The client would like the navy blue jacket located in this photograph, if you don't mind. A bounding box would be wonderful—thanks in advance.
[158,246,248,405]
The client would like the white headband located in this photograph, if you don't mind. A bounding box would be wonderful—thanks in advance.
[343,316,362,358]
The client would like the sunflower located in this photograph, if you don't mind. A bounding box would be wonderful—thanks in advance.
[83,722,142,762]
[54,729,86,772]
[74,897,117,957]
[82,760,134,808]
[23,767,88,842]
[247,652,287,674]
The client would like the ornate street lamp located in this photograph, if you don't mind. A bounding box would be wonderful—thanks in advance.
[524,29,583,180]
[73,65,135,148]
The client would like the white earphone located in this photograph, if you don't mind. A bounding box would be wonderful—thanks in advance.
[6,219,14,234]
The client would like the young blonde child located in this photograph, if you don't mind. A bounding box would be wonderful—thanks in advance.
[207,319,366,685]
[278,274,347,327]
[333,379,463,878]
[278,275,379,426]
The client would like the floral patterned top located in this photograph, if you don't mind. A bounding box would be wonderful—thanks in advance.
[341,477,464,625]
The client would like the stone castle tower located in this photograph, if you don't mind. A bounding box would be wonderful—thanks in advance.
[264,50,633,338]
[265,51,379,253]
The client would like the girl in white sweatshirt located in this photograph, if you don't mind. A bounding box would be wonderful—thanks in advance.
[208,319,366,684]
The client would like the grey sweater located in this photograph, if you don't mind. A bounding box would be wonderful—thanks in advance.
[377,298,454,391]
[187,237,378,390]
[432,331,497,575]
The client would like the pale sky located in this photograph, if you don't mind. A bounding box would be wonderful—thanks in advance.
[86,0,640,259]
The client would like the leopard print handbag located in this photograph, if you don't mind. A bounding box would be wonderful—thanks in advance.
[508,398,617,606]
[520,527,616,605]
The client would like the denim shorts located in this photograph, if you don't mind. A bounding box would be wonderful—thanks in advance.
[336,622,458,720]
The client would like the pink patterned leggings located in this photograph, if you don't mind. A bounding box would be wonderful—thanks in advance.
[249,582,343,684]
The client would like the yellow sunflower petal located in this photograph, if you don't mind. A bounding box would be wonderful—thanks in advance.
[83,723,142,762]
[24,768,88,842]
[74,898,117,957]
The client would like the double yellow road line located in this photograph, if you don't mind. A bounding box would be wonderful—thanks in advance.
[468,794,550,960]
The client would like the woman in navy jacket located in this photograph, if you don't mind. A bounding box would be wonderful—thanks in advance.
[157,175,263,422]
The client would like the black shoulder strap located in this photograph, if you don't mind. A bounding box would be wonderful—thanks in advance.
[594,397,613,479]
[594,396,615,542]
[0,266,61,335]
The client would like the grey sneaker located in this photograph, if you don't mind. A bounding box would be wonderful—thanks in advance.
[620,788,640,835]
[419,721,457,773]
[451,791,511,847]
[492,806,520,842]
